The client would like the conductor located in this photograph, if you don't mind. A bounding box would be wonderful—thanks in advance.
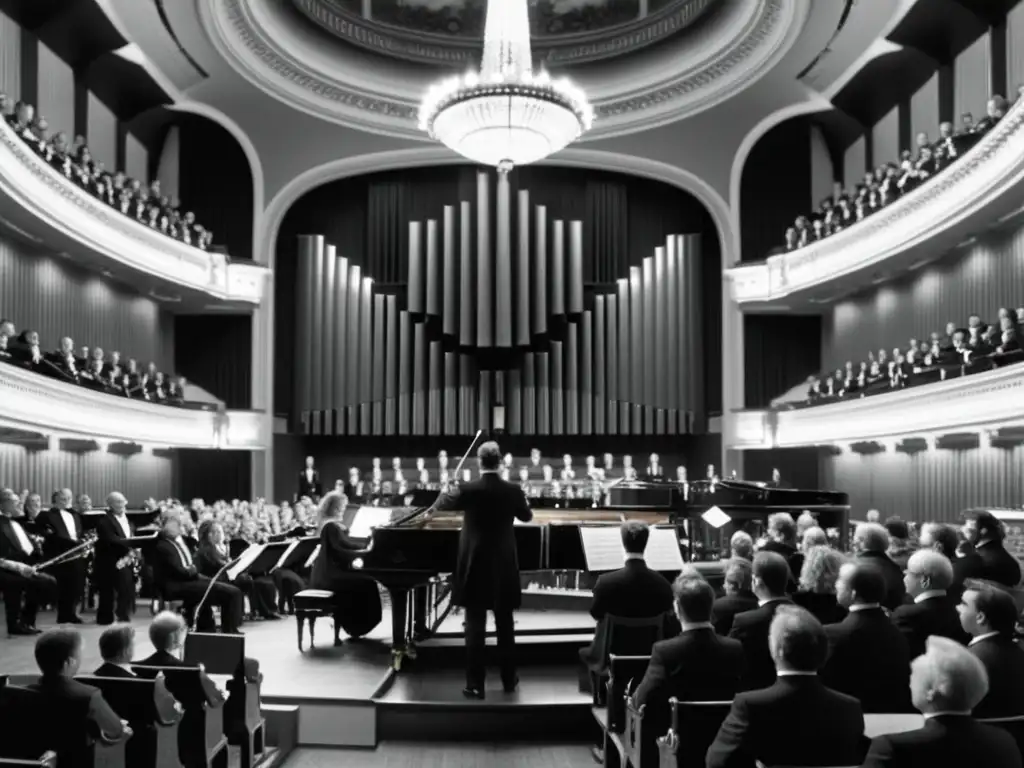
[428,440,533,699]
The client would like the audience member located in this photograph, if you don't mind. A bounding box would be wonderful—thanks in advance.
[728,551,793,690]
[854,522,906,610]
[886,518,913,571]
[959,581,1024,719]
[920,521,965,603]
[862,636,1021,768]
[793,545,848,625]
[759,512,802,580]
[795,511,817,543]
[138,610,189,667]
[712,558,758,636]
[94,623,138,678]
[956,510,1022,588]
[800,525,828,550]
[707,606,867,768]
[893,549,970,658]
[823,561,912,712]
[729,530,754,561]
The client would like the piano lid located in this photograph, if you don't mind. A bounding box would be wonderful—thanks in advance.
[684,479,848,510]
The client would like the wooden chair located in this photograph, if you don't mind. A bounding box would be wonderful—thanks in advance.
[133,666,228,768]
[78,675,183,768]
[606,655,651,733]
[587,614,666,706]
[293,589,337,650]
[657,698,732,768]
[0,752,56,767]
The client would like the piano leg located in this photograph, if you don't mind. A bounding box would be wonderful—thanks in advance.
[412,584,429,640]
[388,587,411,670]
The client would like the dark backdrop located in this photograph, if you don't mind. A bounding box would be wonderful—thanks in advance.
[274,164,722,420]
[745,448,822,492]
[174,315,252,409]
[739,117,813,263]
[744,314,822,408]
[177,450,252,503]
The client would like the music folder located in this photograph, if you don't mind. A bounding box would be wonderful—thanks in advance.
[229,541,291,579]
[273,536,319,572]
[579,525,684,572]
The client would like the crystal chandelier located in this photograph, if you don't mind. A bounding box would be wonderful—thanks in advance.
[418,0,593,172]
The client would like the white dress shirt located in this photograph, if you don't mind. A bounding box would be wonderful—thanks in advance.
[777,671,818,677]
[59,509,77,540]
[915,590,947,603]
[10,519,34,555]
[173,536,193,568]
[969,631,1002,646]
[849,602,882,612]
[114,513,131,539]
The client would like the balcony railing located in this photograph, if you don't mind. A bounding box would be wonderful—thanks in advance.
[726,363,1024,450]
[727,99,1024,308]
[0,362,268,449]
[0,118,268,306]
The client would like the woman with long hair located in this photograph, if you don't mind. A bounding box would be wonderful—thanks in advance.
[309,492,381,645]
[194,519,281,621]
[793,545,848,625]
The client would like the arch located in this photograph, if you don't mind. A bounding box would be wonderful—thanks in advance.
[261,146,733,271]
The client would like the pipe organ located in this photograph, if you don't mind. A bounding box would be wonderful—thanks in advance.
[293,171,704,436]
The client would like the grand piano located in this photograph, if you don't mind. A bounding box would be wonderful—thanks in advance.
[351,477,849,666]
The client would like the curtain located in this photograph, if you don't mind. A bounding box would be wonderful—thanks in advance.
[174,315,252,409]
[177,450,251,504]
[744,314,822,408]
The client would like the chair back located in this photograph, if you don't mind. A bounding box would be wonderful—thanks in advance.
[132,665,213,707]
[661,698,732,768]
[603,613,667,659]
[606,654,650,733]
[184,631,246,677]
[76,675,168,727]
[0,682,98,767]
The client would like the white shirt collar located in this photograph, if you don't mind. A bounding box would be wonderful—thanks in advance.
[115,662,135,674]
[625,553,645,562]
[924,711,971,720]
[758,597,788,607]
[849,603,882,612]
[777,671,817,677]
[915,590,947,603]
[681,621,714,633]
[970,631,1002,646]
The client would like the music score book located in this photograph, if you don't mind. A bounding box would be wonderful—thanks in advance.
[225,541,290,580]
[579,525,684,572]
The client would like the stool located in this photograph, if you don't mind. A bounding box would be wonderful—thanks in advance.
[293,590,336,651]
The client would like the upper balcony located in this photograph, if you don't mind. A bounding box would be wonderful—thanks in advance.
[0,117,268,309]
[727,99,1024,311]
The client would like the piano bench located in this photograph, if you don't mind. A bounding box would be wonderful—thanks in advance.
[294,590,336,652]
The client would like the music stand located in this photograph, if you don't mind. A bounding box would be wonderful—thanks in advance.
[236,541,291,578]
[274,537,319,573]
[183,632,245,677]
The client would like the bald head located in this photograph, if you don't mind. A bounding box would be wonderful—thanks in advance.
[106,492,127,514]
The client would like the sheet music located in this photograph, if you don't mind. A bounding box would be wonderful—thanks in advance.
[349,507,393,538]
[271,540,299,571]
[304,544,321,569]
[227,543,265,581]
[701,505,732,529]
[579,526,683,572]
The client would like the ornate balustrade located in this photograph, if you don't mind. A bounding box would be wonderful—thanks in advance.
[0,363,269,449]
[727,99,1024,309]
[726,363,1024,449]
[0,118,268,306]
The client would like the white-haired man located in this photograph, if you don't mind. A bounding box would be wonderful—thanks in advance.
[853,522,906,610]
[801,526,829,551]
[892,549,969,659]
[729,530,754,561]
[94,491,136,625]
[707,606,866,768]
[862,636,1021,768]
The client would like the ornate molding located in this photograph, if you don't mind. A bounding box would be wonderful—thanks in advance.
[0,118,269,306]
[291,0,718,68]
[0,363,269,449]
[726,364,1024,450]
[205,0,796,140]
[727,98,1024,307]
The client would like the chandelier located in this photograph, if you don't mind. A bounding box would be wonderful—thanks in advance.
[418,0,593,172]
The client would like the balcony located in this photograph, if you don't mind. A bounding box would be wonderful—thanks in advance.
[727,100,1024,311]
[0,118,268,308]
[726,363,1024,450]
[0,362,269,449]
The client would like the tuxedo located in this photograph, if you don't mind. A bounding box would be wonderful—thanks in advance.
[298,468,322,500]
[891,594,969,659]
[94,510,136,624]
[632,627,744,710]
[0,516,56,631]
[93,662,136,679]
[970,634,1024,719]
[792,590,847,626]
[858,550,907,610]
[758,540,801,591]
[150,534,243,633]
[135,651,225,705]
[728,598,793,691]
[712,590,758,636]
[36,506,85,622]
[705,676,866,768]
[862,715,1021,768]
[954,540,1022,588]
[26,676,126,757]
[822,606,913,713]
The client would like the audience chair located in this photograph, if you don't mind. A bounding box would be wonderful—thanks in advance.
[133,666,228,768]
[78,675,182,768]
[588,614,667,706]
[658,698,733,768]
[606,655,651,733]
[293,589,337,650]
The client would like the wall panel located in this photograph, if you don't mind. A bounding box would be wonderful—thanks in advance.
[808,125,833,207]
[36,42,72,137]
[843,136,866,188]
[910,73,940,144]
[954,34,992,122]
[0,11,21,98]
[86,92,117,171]
[124,133,149,185]
[872,106,900,168]
[1010,1,1024,92]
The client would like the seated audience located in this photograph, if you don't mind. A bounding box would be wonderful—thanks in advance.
[955,510,1022,588]
[959,581,1024,719]
[0,487,56,636]
[893,549,969,658]
[94,623,138,678]
[706,606,867,768]
[822,561,912,712]
[728,530,754,561]
[138,611,227,703]
[862,636,1021,768]
[800,524,828,550]
[853,522,907,610]
[712,558,758,636]
[633,575,744,708]
[792,545,848,625]
[795,511,818,544]
[919,521,965,604]
[728,551,793,691]
[758,512,802,581]
[886,518,914,571]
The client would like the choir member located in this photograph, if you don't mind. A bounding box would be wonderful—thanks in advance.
[298,456,322,500]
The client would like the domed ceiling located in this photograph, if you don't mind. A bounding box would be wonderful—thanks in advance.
[291,0,720,67]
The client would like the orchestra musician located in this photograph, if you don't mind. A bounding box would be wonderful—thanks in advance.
[561,454,575,482]
[646,453,662,478]
[93,492,137,625]
[622,455,637,481]
[345,467,364,502]
[194,520,281,621]
[37,488,86,624]
[298,456,322,501]
[0,487,55,636]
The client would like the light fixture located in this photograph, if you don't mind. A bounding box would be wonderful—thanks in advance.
[418,0,592,172]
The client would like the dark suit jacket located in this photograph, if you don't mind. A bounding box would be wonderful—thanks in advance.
[0,516,41,564]
[792,590,848,626]
[863,715,1021,768]
[93,663,136,678]
[135,651,226,705]
[27,675,125,740]
[150,534,199,585]
[93,511,134,576]
[432,472,533,610]
[712,590,758,636]
[633,627,744,709]
[36,507,84,559]
[759,540,801,590]
[822,606,913,713]
[297,470,322,500]
[954,540,1022,588]
[891,594,970,659]
[310,522,364,589]
[728,597,792,691]
[858,550,908,610]
[705,676,866,768]
[970,634,1024,718]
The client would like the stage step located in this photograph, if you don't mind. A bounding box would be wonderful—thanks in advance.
[374,664,596,742]
[412,631,591,667]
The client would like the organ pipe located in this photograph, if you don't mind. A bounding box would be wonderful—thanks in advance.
[310,236,325,417]
[507,368,521,434]
[372,293,385,435]
[495,172,512,347]
[516,189,531,346]
[426,219,440,317]
[398,310,411,434]
[460,201,475,347]
[458,354,474,434]
[534,206,548,335]
[477,172,493,347]
[551,340,564,435]
[429,341,442,435]
[537,351,550,435]
[444,352,457,435]
[346,264,361,432]
[654,245,667,433]
[413,322,426,435]
[629,267,642,434]
[385,295,397,435]
[295,236,314,422]
[682,234,704,431]
[322,244,337,428]
[334,255,350,433]
[551,220,565,317]
[581,311,592,435]
[443,206,457,337]
[665,236,678,434]
[359,276,373,435]
[594,297,606,434]
[566,323,578,434]
[606,293,618,435]
[642,256,654,434]
[569,221,583,315]
[408,221,424,315]
[478,370,491,432]
[523,352,536,435]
